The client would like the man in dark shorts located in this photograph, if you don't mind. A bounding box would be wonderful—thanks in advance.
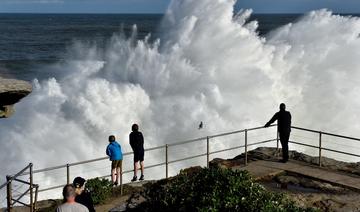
[106,135,123,186]
[129,124,144,182]
[264,103,292,163]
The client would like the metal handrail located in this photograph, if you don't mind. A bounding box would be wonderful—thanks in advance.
[0,164,32,190]
[0,125,274,197]
[0,163,37,211]
[292,126,360,142]
[4,123,360,210]
[14,125,274,177]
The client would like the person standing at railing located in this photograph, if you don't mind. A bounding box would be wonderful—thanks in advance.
[73,177,95,212]
[130,123,145,182]
[264,103,292,163]
[57,184,89,212]
[106,135,123,186]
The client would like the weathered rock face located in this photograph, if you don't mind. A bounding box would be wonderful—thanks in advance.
[210,147,360,177]
[0,77,32,118]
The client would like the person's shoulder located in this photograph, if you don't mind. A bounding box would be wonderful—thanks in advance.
[57,203,87,211]
[74,202,89,211]
[56,203,65,211]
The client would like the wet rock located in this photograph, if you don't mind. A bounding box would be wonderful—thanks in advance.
[0,77,32,118]
[126,193,146,210]
[276,175,300,185]
[211,147,360,177]
[109,203,127,212]
[0,105,14,118]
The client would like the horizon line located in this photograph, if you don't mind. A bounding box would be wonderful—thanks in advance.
[1,12,360,15]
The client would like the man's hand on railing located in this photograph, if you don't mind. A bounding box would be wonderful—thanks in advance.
[264,123,270,128]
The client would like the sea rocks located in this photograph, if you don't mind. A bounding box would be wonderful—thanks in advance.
[0,77,32,118]
[210,147,360,177]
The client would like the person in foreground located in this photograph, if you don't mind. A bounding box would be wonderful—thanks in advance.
[264,103,292,163]
[57,184,89,212]
[73,176,95,212]
[106,135,123,186]
[130,124,145,182]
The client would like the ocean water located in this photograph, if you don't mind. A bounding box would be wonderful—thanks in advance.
[1,0,360,204]
[0,13,304,80]
[0,14,163,80]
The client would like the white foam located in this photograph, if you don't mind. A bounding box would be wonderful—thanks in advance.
[1,0,360,203]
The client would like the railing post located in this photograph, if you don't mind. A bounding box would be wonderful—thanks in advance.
[66,164,70,184]
[34,185,39,211]
[319,131,322,167]
[29,163,34,212]
[165,144,169,179]
[206,136,210,168]
[6,175,13,212]
[245,129,248,166]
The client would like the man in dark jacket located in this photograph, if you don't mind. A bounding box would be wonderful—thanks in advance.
[73,177,95,212]
[129,124,145,182]
[264,103,292,163]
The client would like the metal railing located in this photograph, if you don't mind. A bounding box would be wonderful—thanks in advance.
[290,126,360,167]
[2,124,360,211]
[0,124,278,211]
[0,163,39,212]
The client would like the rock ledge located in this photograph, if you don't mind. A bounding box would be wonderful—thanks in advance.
[0,77,32,118]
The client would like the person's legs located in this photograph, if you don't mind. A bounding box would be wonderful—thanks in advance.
[279,132,290,161]
[140,161,144,176]
[140,151,144,176]
[284,132,290,160]
[111,168,116,183]
[116,160,122,185]
[132,154,139,182]
[138,151,145,180]
[133,162,138,177]
[111,161,116,183]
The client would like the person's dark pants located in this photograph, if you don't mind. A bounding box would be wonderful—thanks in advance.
[279,131,290,161]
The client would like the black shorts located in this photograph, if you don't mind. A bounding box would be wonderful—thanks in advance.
[134,150,144,162]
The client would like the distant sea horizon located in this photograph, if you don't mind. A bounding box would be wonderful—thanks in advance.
[0,12,359,81]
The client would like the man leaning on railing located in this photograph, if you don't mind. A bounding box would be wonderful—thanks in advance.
[264,103,292,163]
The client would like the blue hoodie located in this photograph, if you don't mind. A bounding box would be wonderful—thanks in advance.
[106,141,123,161]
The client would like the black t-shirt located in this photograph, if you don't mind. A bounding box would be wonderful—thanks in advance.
[129,131,144,152]
[75,191,95,212]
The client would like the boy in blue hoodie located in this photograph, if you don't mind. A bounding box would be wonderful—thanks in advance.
[106,135,123,186]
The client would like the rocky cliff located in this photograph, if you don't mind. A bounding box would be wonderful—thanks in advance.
[0,77,32,118]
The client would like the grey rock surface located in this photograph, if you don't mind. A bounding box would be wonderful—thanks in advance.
[0,77,32,118]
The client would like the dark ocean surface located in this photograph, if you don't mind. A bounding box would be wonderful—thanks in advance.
[0,13,358,80]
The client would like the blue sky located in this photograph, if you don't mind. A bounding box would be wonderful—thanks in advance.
[0,0,360,14]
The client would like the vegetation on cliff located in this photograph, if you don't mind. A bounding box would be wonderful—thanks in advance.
[133,167,317,212]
